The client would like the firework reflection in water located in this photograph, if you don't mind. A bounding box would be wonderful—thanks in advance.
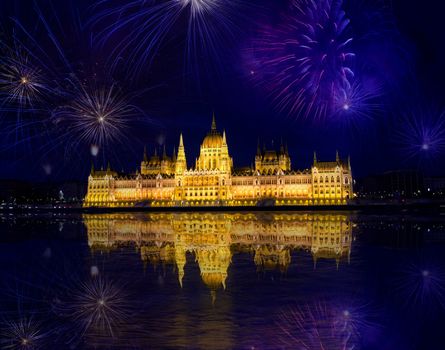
[276,301,365,349]
[52,275,131,343]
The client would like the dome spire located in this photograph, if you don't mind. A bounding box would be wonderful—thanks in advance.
[211,112,217,131]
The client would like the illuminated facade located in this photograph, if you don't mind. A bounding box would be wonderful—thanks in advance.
[84,116,353,207]
[85,212,353,297]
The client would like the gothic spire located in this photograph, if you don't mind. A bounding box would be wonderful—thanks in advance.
[222,129,226,144]
[179,133,184,147]
[211,113,217,131]
[143,146,148,162]
[336,150,339,162]
[313,151,317,164]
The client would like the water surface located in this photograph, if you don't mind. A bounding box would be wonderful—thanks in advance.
[0,211,444,349]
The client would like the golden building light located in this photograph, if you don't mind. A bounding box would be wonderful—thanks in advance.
[84,115,353,207]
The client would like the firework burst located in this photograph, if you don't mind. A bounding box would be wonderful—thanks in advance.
[0,317,49,350]
[332,79,382,125]
[247,0,354,121]
[91,0,246,80]
[53,276,130,340]
[393,262,445,312]
[0,39,56,112]
[276,301,357,349]
[51,82,145,152]
[396,110,445,163]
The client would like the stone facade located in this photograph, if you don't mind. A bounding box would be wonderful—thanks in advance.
[84,116,353,207]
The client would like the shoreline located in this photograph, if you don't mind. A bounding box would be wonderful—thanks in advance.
[1,202,445,214]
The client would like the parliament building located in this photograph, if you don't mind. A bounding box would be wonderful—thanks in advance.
[84,116,353,207]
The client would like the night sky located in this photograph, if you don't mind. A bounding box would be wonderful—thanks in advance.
[1,0,445,181]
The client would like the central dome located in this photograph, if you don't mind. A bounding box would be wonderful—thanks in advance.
[202,115,224,148]
[202,133,223,148]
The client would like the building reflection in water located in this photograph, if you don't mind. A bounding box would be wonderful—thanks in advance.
[84,212,353,300]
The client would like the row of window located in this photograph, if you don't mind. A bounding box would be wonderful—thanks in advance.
[177,191,226,198]
[314,176,350,185]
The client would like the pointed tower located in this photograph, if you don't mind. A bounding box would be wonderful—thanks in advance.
[255,138,262,171]
[211,112,217,132]
[336,150,340,163]
[172,146,177,162]
[313,151,317,165]
[143,146,148,162]
[141,146,149,174]
[175,133,187,175]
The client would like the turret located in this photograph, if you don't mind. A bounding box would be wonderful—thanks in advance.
[256,138,261,157]
[143,146,148,162]
[172,147,176,162]
[313,151,317,165]
[175,133,187,175]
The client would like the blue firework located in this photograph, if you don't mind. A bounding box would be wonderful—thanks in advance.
[248,0,355,121]
[51,80,146,153]
[397,110,445,162]
[394,262,445,312]
[276,301,357,349]
[90,0,246,80]
[332,79,382,125]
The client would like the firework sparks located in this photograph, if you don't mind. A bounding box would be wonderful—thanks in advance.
[394,263,445,311]
[332,80,382,124]
[276,301,357,349]
[0,317,49,350]
[396,110,445,162]
[53,276,130,340]
[247,0,355,121]
[0,42,50,110]
[91,0,245,79]
[51,82,143,149]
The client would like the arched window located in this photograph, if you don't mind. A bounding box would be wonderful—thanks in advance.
[325,176,329,183]
[345,177,349,185]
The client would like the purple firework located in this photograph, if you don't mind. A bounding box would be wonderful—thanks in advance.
[396,110,445,162]
[276,301,357,349]
[248,0,355,121]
